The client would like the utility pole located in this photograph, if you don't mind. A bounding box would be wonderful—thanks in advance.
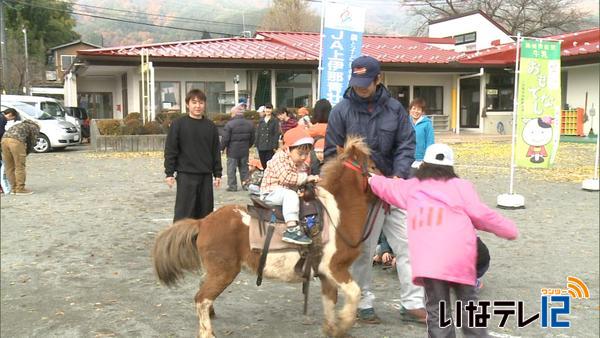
[22,25,29,95]
[1,0,8,93]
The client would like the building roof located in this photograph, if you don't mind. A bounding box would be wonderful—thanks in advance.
[258,31,460,64]
[78,37,316,61]
[76,27,599,67]
[460,28,600,65]
[79,31,461,65]
[49,39,101,51]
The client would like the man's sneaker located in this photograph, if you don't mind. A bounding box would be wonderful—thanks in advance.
[282,226,312,245]
[14,189,33,195]
[356,307,381,324]
[399,306,427,324]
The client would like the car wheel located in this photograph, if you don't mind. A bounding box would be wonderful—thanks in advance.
[34,134,51,153]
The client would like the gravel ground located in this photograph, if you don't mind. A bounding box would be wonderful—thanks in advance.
[1,143,598,338]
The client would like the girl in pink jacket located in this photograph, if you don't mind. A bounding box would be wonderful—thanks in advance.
[368,143,518,338]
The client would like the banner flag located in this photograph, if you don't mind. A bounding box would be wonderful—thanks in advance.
[319,3,365,105]
[515,38,562,168]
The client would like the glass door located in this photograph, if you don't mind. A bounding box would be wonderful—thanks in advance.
[388,85,410,110]
[460,78,480,128]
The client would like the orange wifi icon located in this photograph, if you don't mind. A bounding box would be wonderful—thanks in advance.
[566,276,590,299]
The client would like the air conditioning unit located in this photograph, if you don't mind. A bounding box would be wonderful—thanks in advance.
[45,71,57,81]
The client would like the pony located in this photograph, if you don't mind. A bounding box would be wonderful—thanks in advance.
[152,136,375,338]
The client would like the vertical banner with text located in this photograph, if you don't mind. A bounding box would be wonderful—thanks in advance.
[319,3,365,105]
[515,38,562,168]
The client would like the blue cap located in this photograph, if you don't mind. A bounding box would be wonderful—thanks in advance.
[349,55,381,88]
[238,97,247,104]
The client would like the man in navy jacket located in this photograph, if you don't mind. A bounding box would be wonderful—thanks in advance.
[221,104,255,191]
[325,56,425,324]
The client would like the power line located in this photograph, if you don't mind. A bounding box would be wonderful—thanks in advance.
[5,0,239,37]
[69,1,259,29]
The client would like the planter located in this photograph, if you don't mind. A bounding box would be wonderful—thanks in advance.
[90,119,167,152]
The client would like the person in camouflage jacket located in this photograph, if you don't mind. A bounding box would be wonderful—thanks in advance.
[1,119,40,195]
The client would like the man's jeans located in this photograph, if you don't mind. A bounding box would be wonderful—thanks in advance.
[226,156,249,190]
[351,203,425,310]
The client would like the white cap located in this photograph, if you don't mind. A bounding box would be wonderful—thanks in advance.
[423,143,454,166]
[257,105,266,113]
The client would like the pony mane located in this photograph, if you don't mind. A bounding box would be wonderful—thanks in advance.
[319,136,370,190]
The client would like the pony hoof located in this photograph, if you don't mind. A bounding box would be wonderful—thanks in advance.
[209,307,216,319]
[322,322,337,337]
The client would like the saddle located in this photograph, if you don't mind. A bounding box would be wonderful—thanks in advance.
[247,184,324,292]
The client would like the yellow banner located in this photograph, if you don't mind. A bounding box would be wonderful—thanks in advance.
[515,38,562,168]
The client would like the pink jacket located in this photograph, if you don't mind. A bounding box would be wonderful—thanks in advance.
[369,176,518,286]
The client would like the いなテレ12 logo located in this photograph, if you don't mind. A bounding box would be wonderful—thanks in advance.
[540,276,590,328]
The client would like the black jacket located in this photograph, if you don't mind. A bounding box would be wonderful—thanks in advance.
[164,116,222,178]
[221,115,255,159]
[325,85,415,178]
[254,117,280,151]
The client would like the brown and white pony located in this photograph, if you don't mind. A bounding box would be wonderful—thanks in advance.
[152,136,374,338]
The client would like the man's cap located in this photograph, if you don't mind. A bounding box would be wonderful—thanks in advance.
[423,143,454,166]
[230,103,245,115]
[257,105,266,113]
[238,97,247,104]
[314,138,325,152]
[349,55,381,88]
[283,127,314,148]
[297,107,309,116]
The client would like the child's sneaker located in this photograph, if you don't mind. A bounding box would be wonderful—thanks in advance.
[476,278,484,290]
[282,226,312,245]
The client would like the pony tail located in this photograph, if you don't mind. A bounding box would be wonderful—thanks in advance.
[152,219,203,287]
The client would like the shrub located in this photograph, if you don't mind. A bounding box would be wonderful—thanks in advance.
[243,110,261,122]
[211,113,231,127]
[119,118,144,135]
[142,121,164,135]
[157,112,185,130]
[96,119,121,135]
[124,112,141,122]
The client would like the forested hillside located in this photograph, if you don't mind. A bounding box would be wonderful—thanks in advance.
[73,0,269,46]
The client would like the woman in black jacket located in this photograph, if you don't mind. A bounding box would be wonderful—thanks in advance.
[254,103,280,168]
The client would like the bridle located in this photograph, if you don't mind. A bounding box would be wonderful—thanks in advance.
[342,159,370,192]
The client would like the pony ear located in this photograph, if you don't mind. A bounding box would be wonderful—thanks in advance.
[336,145,344,155]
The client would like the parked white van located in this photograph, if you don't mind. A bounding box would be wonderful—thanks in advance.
[1,95,81,138]
[1,102,80,153]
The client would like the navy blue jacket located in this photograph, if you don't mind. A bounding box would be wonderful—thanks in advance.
[221,115,255,159]
[325,85,415,178]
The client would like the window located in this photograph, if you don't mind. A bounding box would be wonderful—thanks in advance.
[40,101,65,118]
[276,71,312,108]
[205,82,225,115]
[61,55,76,71]
[78,93,113,119]
[413,86,443,115]
[453,32,476,45]
[184,81,224,116]
[485,73,514,111]
[185,81,206,93]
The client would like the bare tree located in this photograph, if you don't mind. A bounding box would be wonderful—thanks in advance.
[260,0,320,32]
[410,0,593,36]
[3,36,45,94]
